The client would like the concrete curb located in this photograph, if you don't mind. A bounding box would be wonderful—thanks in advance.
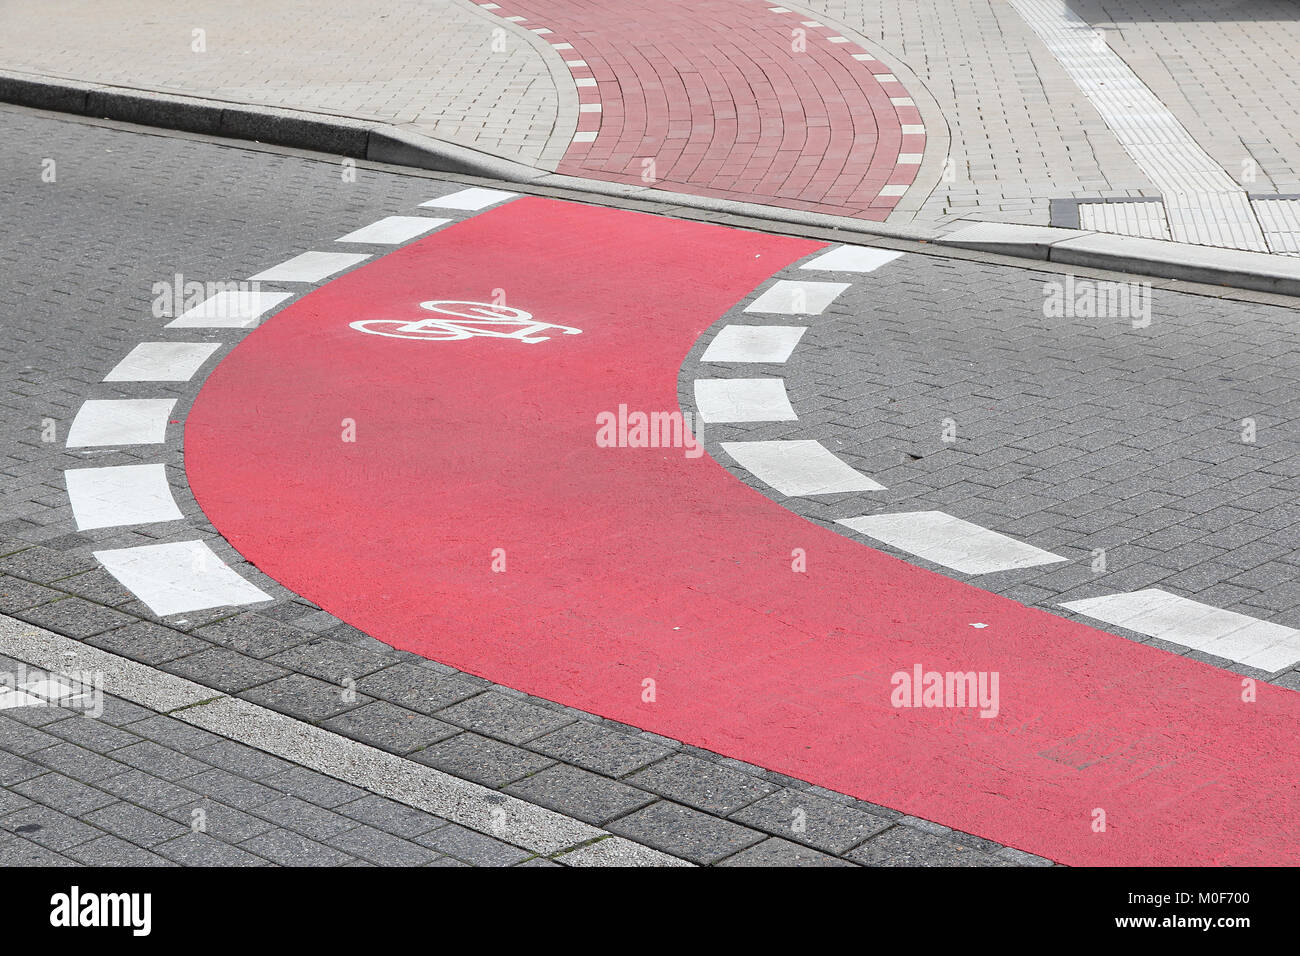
[938,221,1300,297]
[5,68,1300,298]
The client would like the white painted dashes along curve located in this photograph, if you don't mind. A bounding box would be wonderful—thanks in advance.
[61,186,518,619]
[693,245,1300,674]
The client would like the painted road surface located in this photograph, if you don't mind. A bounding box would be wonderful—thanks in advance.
[185,197,1300,866]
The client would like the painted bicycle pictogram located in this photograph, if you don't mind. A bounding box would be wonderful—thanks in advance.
[350,300,582,343]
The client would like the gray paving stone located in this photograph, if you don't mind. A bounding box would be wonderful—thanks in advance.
[180,769,281,811]
[239,672,367,721]
[189,739,295,779]
[0,804,100,850]
[111,740,211,781]
[0,834,74,865]
[328,824,438,866]
[154,831,272,867]
[260,765,367,808]
[239,827,356,866]
[195,612,315,658]
[729,787,894,854]
[162,648,289,694]
[320,700,458,754]
[528,720,674,777]
[606,801,766,866]
[417,823,531,867]
[0,574,61,613]
[83,620,209,665]
[335,794,448,839]
[410,732,555,788]
[118,714,224,752]
[164,798,277,843]
[848,826,1010,867]
[65,834,176,866]
[97,769,201,812]
[84,801,189,847]
[26,742,126,782]
[252,796,357,841]
[717,836,857,867]
[45,712,139,751]
[504,763,655,825]
[268,638,398,683]
[356,663,486,715]
[627,753,778,815]
[14,596,134,638]
[437,691,575,745]
[12,771,117,815]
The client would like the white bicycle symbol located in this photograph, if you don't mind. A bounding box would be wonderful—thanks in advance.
[350,300,582,344]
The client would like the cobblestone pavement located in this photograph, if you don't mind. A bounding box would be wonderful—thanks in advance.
[0,106,1066,866]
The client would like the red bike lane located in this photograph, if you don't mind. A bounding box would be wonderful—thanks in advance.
[185,197,1300,865]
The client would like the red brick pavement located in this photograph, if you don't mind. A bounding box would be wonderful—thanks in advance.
[479,0,924,219]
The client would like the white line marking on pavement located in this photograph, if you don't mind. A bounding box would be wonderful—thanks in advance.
[166,290,292,329]
[702,325,807,363]
[64,464,183,531]
[103,342,221,382]
[93,540,272,617]
[800,245,904,273]
[335,216,450,244]
[744,279,850,315]
[836,511,1068,574]
[66,399,176,448]
[573,131,598,142]
[879,185,910,196]
[419,187,517,211]
[0,616,690,866]
[1061,589,1300,672]
[247,251,370,283]
[694,378,798,423]
[721,440,884,495]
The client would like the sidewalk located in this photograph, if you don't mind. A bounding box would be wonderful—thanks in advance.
[3,0,1299,251]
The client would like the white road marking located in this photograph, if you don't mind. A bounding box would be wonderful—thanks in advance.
[247,251,370,283]
[836,511,1067,574]
[66,399,176,448]
[335,216,450,244]
[800,245,904,273]
[744,279,850,315]
[420,187,517,211]
[167,290,292,329]
[575,77,597,87]
[694,379,797,423]
[103,342,221,382]
[879,185,910,196]
[0,616,691,866]
[721,440,884,495]
[1061,589,1300,672]
[65,464,183,531]
[573,131,598,142]
[702,325,806,363]
[93,540,272,617]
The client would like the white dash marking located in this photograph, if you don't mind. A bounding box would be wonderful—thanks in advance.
[95,540,272,617]
[873,73,898,82]
[901,124,925,135]
[836,511,1067,574]
[890,97,915,106]
[579,103,603,112]
[420,187,517,211]
[65,464,183,530]
[573,131,598,143]
[744,279,850,315]
[248,251,369,283]
[801,245,904,273]
[336,216,450,244]
[552,42,574,50]
[721,440,883,496]
[694,379,797,423]
[702,325,806,363]
[575,77,597,87]
[66,399,176,448]
[1061,589,1300,672]
[104,342,221,382]
[878,184,909,197]
[167,290,291,329]
[898,153,923,164]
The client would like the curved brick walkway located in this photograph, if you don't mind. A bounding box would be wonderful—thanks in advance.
[480,0,925,219]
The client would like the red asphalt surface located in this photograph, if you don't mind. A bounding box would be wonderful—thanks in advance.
[482,0,922,219]
[187,198,1300,865]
